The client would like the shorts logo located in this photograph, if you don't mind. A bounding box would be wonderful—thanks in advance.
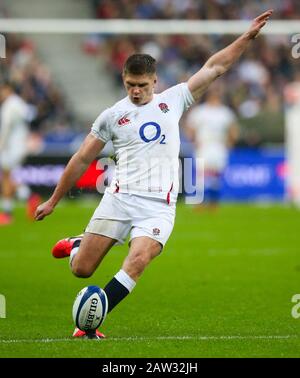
[159,103,169,113]
[153,228,160,236]
[118,116,131,126]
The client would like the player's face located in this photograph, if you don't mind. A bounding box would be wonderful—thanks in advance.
[123,73,157,105]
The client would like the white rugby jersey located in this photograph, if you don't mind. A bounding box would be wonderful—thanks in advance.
[187,103,236,171]
[91,83,194,203]
[0,94,29,151]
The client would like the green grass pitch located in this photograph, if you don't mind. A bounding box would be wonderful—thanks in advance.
[1,199,300,358]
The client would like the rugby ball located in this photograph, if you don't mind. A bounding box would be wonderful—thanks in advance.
[72,285,108,331]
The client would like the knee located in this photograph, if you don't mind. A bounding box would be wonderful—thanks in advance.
[71,261,93,278]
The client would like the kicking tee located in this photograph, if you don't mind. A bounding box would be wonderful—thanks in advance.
[91,83,194,203]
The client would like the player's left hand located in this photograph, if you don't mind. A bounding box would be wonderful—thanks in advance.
[247,9,273,39]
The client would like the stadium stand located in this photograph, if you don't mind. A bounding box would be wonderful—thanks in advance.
[0,2,81,154]
[2,0,300,147]
[90,0,300,20]
[0,0,294,200]
[84,0,300,145]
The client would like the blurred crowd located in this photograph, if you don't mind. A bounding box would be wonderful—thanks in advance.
[90,0,300,20]
[83,0,300,145]
[1,0,299,151]
[0,31,79,154]
[1,35,71,130]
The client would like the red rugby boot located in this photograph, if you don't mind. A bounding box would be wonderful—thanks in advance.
[72,327,105,339]
[52,235,83,258]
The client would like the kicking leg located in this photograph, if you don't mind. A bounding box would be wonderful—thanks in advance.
[122,236,162,281]
[104,236,162,313]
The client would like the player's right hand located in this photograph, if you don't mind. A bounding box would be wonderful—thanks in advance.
[247,9,273,39]
[35,200,54,221]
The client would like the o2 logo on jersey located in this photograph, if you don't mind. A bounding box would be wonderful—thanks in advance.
[139,122,166,144]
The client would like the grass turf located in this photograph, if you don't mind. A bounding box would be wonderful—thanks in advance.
[0,199,300,358]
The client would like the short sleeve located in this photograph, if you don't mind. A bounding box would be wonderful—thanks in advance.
[91,109,111,143]
[162,83,195,117]
[179,82,195,111]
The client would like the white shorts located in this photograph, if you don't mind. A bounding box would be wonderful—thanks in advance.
[0,143,27,170]
[85,192,176,248]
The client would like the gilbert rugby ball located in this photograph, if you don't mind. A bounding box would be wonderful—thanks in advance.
[72,285,108,331]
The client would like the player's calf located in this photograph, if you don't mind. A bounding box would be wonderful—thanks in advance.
[123,236,162,281]
[70,233,115,278]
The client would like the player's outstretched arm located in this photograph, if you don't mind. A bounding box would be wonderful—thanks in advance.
[35,133,105,221]
[188,9,273,101]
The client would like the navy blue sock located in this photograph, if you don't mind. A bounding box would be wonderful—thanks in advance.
[104,278,130,313]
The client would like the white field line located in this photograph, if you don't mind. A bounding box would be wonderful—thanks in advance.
[0,335,298,344]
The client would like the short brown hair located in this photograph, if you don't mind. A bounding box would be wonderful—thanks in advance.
[123,54,156,76]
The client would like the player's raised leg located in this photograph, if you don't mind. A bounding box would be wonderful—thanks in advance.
[70,232,116,278]
[67,232,115,339]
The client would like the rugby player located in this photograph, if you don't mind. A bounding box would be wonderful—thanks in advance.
[35,10,272,339]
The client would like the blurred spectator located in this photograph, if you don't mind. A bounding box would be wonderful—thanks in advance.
[184,84,240,209]
[84,0,300,146]
[0,21,77,155]
[0,34,73,134]
[0,80,32,224]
